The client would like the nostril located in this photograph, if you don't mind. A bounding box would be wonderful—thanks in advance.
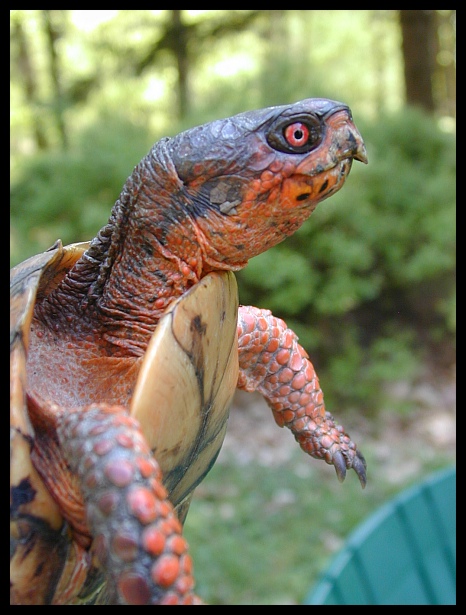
[296,193,311,202]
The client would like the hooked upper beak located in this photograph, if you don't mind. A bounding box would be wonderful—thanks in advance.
[343,121,368,165]
[353,141,368,164]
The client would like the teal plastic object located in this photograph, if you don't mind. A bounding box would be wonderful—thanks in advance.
[304,466,456,605]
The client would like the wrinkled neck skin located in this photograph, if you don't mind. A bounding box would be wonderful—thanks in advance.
[36,141,209,355]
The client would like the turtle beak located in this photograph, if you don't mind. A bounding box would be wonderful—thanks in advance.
[343,121,368,165]
[353,140,368,164]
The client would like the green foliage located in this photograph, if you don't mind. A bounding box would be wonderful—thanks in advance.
[10,116,153,265]
[237,106,456,410]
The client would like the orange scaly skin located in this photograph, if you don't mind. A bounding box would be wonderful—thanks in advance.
[57,405,199,605]
[237,307,366,483]
[14,98,367,604]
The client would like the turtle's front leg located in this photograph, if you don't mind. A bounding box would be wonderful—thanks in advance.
[57,404,202,605]
[237,305,367,487]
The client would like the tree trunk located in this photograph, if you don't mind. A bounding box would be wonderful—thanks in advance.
[41,10,68,149]
[399,10,436,112]
[170,10,190,119]
[12,16,48,150]
[435,10,456,119]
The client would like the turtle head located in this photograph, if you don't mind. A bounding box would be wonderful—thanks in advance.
[166,98,367,269]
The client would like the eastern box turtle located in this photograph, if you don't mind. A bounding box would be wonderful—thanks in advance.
[10,98,367,605]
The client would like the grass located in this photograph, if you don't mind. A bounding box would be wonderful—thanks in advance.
[182,399,455,605]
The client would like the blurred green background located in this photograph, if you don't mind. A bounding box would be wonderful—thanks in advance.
[10,10,455,605]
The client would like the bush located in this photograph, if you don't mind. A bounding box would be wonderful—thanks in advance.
[10,115,153,266]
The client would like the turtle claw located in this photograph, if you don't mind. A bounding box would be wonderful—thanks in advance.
[333,449,367,488]
[332,450,347,483]
[353,450,367,489]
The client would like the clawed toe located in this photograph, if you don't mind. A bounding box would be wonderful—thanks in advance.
[353,450,367,489]
[332,450,347,483]
[332,449,367,488]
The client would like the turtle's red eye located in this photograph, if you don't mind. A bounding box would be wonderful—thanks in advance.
[266,114,323,154]
[284,122,310,148]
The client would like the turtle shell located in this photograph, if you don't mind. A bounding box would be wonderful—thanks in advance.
[10,240,239,604]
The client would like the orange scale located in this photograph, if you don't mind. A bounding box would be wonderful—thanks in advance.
[260,180,273,192]
[168,535,187,556]
[175,574,194,595]
[117,571,151,605]
[239,334,252,346]
[269,159,284,173]
[92,440,115,457]
[181,553,193,575]
[127,487,158,524]
[180,263,192,278]
[157,500,172,519]
[167,515,183,535]
[306,420,317,432]
[320,435,335,449]
[273,411,286,427]
[275,349,291,365]
[323,451,333,464]
[115,414,139,427]
[151,554,180,588]
[288,391,301,404]
[116,432,134,449]
[278,385,291,397]
[98,490,120,516]
[158,519,176,537]
[112,530,139,562]
[292,417,308,432]
[309,443,321,457]
[255,364,268,379]
[89,423,107,436]
[294,407,306,418]
[250,178,261,192]
[141,525,166,556]
[104,459,134,487]
[269,360,283,374]
[299,394,311,406]
[282,331,295,348]
[291,372,306,390]
[240,313,256,332]
[259,332,270,345]
[260,169,275,182]
[289,353,304,371]
[149,477,168,500]
[136,457,156,478]
[278,367,294,383]
[257,317,269,332]
[282,409,295,423]
[240,351,254,365]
